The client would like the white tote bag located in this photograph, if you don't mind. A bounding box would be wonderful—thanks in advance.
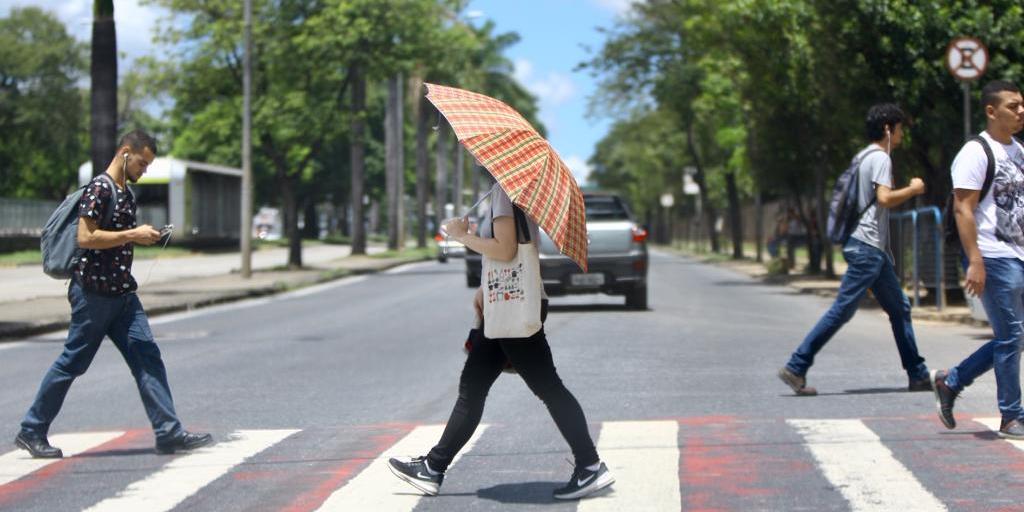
[482,208,543,339]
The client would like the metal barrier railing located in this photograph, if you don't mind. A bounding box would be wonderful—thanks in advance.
[890,206,945,311]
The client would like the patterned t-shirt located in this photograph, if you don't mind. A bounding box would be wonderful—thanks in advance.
[75,174,138,295]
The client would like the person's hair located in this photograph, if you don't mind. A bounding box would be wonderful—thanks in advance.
[981,80,1021,110]
[865,103,905,141]
[118,130,158,155]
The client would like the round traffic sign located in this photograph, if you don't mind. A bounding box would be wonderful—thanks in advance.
[946,37,988,81]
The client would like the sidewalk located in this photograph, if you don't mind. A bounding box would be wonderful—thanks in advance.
[660,246,986,328]
[0,244,432,341]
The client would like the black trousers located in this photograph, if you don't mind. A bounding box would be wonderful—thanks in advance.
[426,302,599,471]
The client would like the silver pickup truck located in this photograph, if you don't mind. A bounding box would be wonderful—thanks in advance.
[465,192,649,309]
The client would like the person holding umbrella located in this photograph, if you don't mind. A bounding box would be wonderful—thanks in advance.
[387,84,613,500]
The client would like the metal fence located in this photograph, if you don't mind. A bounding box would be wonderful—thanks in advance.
[0,197,167,237]
[0,197,57,236]
[889,206,951,311]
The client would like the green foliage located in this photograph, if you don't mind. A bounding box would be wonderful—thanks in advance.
[0,7,88,200]
[585,0,1024,216]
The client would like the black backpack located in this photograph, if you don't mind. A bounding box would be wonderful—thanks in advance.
[943,135,995,250]
[826,148,882,245]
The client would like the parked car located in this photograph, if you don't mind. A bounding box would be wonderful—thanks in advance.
[465,192,649,309]
[435,219,477,263]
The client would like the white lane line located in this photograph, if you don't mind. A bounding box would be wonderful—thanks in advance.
[277,276,368,299]
[0,342,29,351]
[150,275,370,326]
[788,419,946,512]
[384,261,436,275]
[578,420,679,512]
[0,431,124,487]
[975,417,1024,449]
[315,424,488,511]
[83,429,298,512]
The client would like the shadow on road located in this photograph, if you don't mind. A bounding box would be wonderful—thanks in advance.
[788,386,913,397]
[76,448,157,458]
[476,481,612,504]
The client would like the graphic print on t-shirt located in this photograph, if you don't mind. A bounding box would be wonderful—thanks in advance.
[992,149,1024,246]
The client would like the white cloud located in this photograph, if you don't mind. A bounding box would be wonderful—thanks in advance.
[563,155,592,184]
[590,0,637,15]
[513,58,577,107]
[4,0,171,65]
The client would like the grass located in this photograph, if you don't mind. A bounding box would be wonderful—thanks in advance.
[0,246,197,266]
[369,246,435,260]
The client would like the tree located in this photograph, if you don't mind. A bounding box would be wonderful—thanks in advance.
[91,0,117,178]
[0,7,87,199]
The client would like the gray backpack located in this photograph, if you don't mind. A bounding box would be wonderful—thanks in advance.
[41,174,119,279]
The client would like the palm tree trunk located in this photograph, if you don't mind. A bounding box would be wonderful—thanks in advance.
[415,95,430,248]
[386,74,403,251]
[90,0,117,176]
[349,64,367,255]
[434,121,449,233]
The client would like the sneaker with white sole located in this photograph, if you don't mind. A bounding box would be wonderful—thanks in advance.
[387,456,443,496]
[553,462,615,500]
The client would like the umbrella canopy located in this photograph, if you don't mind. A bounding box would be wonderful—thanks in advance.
[424,83,588,272]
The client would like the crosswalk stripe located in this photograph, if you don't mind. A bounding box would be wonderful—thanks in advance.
[0,431,125,487]
[789,419,947,512]
[82,429,298,512]
[975,417,1024,448]
[314,423,488,511]
[579,420,679,512]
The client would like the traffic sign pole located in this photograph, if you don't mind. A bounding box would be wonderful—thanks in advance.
[946,36,988,142]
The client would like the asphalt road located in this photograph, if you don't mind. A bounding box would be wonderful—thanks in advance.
[0,251,1018,511]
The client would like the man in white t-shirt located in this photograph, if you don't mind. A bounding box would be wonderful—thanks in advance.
[933,80,1024,439]
[779,103,931,396]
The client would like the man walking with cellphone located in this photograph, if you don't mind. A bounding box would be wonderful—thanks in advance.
[14,130,212,458]
[778,103,932,395]
[932,80,1024,439]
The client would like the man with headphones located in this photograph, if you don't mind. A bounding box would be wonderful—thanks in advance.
[14,130,213,458]
[778,103,932,396]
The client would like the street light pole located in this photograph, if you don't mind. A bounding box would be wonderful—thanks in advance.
[240,0,254,278]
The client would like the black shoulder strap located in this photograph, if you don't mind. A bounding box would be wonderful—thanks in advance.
[95,173,120,230]
[971,135,996,200]
[489,196,531,244]
[513,206,531,244]
[855,147,883,217]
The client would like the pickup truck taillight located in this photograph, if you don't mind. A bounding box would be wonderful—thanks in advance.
[631,226,648,243]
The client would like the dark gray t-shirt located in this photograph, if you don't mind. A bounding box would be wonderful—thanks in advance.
[849,145,892,251]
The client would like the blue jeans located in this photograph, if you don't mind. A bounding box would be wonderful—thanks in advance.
[786,238,928,380]
[20,280,183,441]
[945,257,1024,422]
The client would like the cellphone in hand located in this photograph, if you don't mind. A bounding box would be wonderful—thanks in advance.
[159,224,174,237]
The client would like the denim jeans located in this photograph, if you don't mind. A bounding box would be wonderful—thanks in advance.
[786,238,928,380]
[20,280,183,441]
[945,257,1024,422]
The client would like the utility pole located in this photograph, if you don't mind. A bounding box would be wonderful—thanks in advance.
[240,0,254,277]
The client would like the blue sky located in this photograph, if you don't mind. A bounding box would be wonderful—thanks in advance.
[2,0,632,182]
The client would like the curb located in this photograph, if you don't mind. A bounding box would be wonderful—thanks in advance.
[0,255,431,343]
[665,249,987,328]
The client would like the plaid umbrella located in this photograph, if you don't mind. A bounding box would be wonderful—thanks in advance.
[425,83,589,271]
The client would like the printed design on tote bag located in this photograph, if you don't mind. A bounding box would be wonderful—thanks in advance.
[486,262,526,304]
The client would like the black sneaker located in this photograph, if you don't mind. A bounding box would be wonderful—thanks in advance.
[931,369,959,429]
[553,462,615,500]
[388,456,443,496]
[155,431,214,454]
[999,419,1024,440]
[14,432,62,459]
[777,367,817,396]
[908,375,932,392]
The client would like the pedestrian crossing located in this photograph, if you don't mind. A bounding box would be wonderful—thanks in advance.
[2,417,1023,511]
